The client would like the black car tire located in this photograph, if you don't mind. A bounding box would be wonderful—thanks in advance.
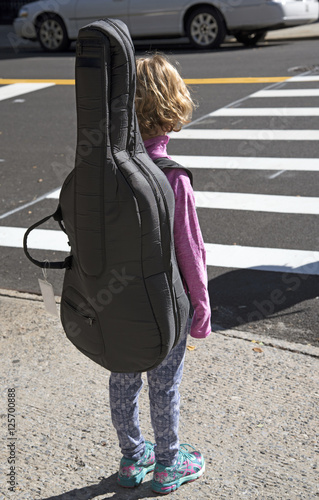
[36,14,70,52]
[235,31,267,46]
[186,7,226,50]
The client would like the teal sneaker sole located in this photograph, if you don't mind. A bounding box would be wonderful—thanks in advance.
[151,461,205,494]
[118,462,155,488]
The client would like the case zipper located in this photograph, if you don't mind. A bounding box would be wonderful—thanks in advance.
[64,298,95,326]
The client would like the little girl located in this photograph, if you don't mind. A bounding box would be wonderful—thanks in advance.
[109,53,211,495]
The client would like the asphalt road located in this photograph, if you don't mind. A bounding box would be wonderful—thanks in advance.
[0,32,319,347]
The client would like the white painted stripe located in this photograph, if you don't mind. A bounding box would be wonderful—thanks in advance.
[0,227,69,252]
[22,157,319,205]
[41,182,319,215]
[250,89,319,98]
[210,107,319,117]
[205,243,319,275]
[287,76,319,82]
[0,83,55,101]
[170,129,319,141]
[1,226,318,275]
[171,156,319,171]
[47,188,61,199]
[194,192,319,215]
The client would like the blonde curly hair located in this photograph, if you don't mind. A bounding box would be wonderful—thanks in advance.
[135,53,195,138]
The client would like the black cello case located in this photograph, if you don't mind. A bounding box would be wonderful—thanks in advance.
[24,19,189,372]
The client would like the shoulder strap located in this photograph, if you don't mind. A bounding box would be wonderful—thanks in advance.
[153,156,194,316]
[23,206,72,269]
[153,157,193,186]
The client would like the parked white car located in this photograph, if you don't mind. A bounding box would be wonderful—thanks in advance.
[14,0,319,52]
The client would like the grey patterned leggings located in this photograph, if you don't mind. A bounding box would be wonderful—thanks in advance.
[109,320,190,467]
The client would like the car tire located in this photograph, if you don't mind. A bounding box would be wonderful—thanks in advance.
[235,31,267,46]
[186,7,226,50]
[36,14,70,52]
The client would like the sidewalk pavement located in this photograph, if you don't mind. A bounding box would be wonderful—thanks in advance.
[0,21,318,51]
[0,287,318,499]
[265,21,319,40]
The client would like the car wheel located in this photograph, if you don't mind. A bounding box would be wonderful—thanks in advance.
[235,31,267,46]
[186,7,226,50]
[36,14,70,52]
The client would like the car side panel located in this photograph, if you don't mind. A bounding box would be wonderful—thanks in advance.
[224,0,283,30]
[75,0,129,32]
[127,0,189,37]
[225,0,318,31]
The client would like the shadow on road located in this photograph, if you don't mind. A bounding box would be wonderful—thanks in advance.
[42,472,159,500]
[209,268,319,345]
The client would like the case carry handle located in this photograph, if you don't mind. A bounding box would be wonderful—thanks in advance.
[23,207,72,270]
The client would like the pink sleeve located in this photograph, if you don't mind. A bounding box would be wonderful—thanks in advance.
[165,168,211,339]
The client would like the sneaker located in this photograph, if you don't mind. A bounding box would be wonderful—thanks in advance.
[117,441,155,488]
[151,443,205,495]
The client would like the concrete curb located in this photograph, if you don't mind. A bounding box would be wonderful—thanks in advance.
[2,288,318,357]
[0,287,60,302]
[214,326,319,358]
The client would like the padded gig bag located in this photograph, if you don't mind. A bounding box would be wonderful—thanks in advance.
[23,18,190,373]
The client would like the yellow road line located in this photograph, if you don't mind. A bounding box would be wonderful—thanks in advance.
[183,77,290,84]
[0,79,75,85]
[0,77,290,86]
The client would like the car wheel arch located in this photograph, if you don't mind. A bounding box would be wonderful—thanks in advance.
[35,12,69,36]
[183,2,228,35]
[183,3,228,49]
[35,12,71,52]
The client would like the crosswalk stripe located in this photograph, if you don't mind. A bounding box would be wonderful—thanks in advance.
[0,227,69,252]
[2,225,318,275]
[29,154,319,206]
[250,89,319,98]
[194,192,319,215]
[0,83,55,101]
[11,189,319,214]
[171,156,319,171]
[210,107,319,116]
[170,129,319,141]
[24,155,319,207]
[205,243,319,275]
[288,76,319,82]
